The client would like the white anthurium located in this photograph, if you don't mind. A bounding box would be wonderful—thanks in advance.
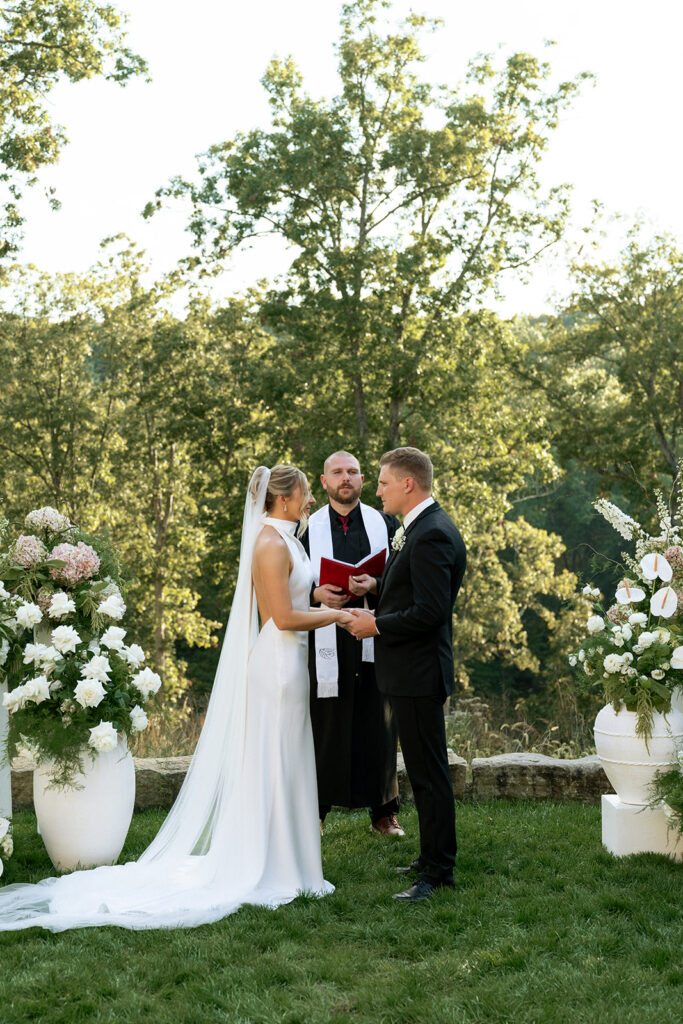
[671,646,683,670]
[615,581,646,605]
[650,586,678,619]
[639,552,673,582]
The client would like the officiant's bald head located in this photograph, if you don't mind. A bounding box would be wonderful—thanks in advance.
[321,451,364,508]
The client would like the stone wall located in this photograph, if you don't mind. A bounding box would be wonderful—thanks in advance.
[11,750,613,811]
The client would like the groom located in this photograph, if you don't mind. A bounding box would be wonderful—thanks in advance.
[345,447,466,902]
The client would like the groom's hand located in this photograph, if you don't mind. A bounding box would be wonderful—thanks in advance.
[313,584,350,609]
[345,608,379,639]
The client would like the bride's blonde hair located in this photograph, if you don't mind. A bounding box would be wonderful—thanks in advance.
[251,465,311,527]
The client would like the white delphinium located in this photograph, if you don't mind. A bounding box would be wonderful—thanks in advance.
[15,602,42,630]
[74,677,106,709]
[131,667,162,700]
[97,593,126,620]
[47,591,76,619]
[129,705,149,732]
[88,721,118,752]
[100,626,126,652]
[51,625,81,654]
[593,499,641,541]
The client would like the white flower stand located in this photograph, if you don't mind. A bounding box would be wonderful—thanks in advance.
[602,795,681,860]
[0,682,11,818]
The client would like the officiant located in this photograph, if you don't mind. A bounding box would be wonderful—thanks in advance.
[301,450,403,835]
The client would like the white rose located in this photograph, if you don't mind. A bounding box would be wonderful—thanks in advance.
[48,591,76,619]
[100,626,127,652]
[638,631,656,649]
[0,638,8,667]
[131,666,162,700]
[655,628,671,644]
[670,646,683,670]
[74,677,106,709]
[603,654,624,674]
[620,624,633,641]
[23,674,50,704]
[628,613,648,626]
[651,670,665,680]
[583,662,592,675]
[621,652,634,664]
[88,721,118,752]
[88,639,101,656]
[23,642,47,666]
[578,650,585,662]
[38,645,62,674]
[568,655,577,667]
[81,655,111,683]
[626,667,638,678]
[587,616,605,634]
[51,625,81,654]
[122,643,145,669]
[129,705,149,732]
[613,636,624,648]
[0,582,10,600]
[15,602,43,630]
[97,594,126,620]
[2,686,26,712]
[0,833,13,859]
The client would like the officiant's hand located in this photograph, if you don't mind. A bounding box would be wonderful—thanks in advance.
[345,608,379,639]
[347,573,377,598]
[313,584,350,609]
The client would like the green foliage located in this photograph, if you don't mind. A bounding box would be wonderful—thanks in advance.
[1,805,681,1024]
[0,1,147,258]
[649,757,683,835]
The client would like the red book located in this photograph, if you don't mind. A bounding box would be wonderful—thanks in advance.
[319,549,387,596]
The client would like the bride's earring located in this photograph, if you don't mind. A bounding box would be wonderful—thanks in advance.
[283,502,288,512]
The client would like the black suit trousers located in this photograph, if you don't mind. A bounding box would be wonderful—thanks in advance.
[390,694,456,882]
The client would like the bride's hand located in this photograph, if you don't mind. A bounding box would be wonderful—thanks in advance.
[336,610,354,626]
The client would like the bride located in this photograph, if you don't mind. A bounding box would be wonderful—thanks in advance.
[0,464,351,931]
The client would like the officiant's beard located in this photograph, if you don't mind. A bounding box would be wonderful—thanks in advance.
[326,481,362,508]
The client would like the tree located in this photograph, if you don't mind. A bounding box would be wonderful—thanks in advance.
[514,227,683,519]
[148,0,588,452]
[0,1,147,258]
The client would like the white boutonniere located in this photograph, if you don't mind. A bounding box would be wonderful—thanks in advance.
[391,526,406,552]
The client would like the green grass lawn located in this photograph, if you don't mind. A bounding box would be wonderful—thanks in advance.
[0,802,680,1024]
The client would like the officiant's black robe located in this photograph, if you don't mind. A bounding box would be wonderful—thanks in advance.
[302,504,400,815]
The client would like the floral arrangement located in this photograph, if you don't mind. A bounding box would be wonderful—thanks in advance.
[570,492,683,738]
[0,817,12,878]
[649,747,683,836]
[0,507,161,785]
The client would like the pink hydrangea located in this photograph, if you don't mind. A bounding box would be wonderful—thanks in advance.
[606,604,630,624]
[48,542,100,586]
[11,534,47,568]
[664,546,683,573]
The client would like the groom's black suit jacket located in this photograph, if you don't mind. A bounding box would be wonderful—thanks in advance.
[374,502,466,699]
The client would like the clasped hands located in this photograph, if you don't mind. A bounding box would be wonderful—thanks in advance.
[313,574,379,639]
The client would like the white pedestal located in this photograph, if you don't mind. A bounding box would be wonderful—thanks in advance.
[0,682,11,818]
[602,794,682,861]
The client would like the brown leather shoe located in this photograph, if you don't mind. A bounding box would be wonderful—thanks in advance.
[371,814,405,837]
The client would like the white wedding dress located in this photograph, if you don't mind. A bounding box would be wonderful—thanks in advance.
[0,470,333,931]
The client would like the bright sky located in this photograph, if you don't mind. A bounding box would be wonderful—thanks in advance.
[16,0,683,315]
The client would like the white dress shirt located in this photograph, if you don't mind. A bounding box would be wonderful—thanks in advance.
[403,496,435,530]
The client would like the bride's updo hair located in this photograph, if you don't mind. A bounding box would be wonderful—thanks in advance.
[263,464,309,514]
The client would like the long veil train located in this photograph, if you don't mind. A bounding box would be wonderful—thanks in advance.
[0,466,329,931]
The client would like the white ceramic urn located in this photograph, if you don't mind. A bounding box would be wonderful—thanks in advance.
[33,737,135,871]
[594,700,683,806]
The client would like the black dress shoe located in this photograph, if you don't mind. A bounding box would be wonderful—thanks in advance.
[394,859,422,876]
[392,878,453,903]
